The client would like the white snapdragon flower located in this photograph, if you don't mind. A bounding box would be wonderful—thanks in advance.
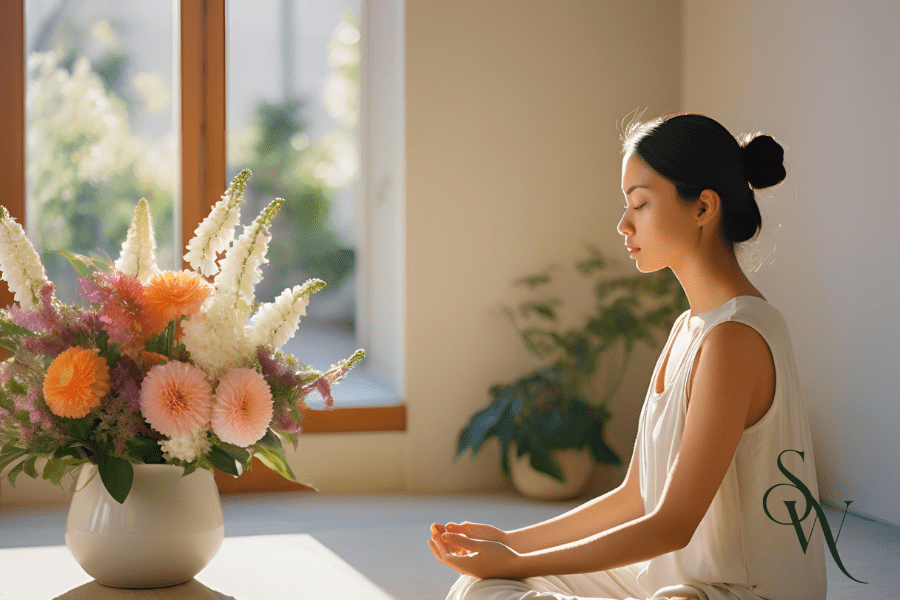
[181,302,250,379]
[184,170,251,277]
[183,198,285,378]
[158,429,213,463]
[114,198,161,283]
[209,197,284,322]
[0,206,51,310]
[249,279,326,351]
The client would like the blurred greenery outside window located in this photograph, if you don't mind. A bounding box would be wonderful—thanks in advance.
[23,1,396,409]
[25,1,177,305]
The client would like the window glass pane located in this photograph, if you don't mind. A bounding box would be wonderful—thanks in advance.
[25,0,178,305]
[227,0,388,408]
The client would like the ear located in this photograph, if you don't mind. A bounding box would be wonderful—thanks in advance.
[696,189,720,227]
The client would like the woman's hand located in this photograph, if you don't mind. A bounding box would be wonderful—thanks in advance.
[428,531,530,580]
[430,521,509,556]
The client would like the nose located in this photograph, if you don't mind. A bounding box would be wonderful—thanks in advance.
[617,211,633,237]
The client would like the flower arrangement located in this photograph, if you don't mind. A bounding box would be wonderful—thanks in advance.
[0,170,364,503]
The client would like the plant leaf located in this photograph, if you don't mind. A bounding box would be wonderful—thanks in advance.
[97,454,134,504]
[526,443,565,482]
[513,268,555,288]
[0,446,28,473]
[125,436,165,464]
[6,460,27,487]
[588,421,622,465]
[455,394,510,458]
[215,441,252,465]
[22,455,39,479]
[55,251,104,278]
[209,445,240,476]
[253,443,297,482]
[42,457,68,485]
[575,245,607,275]
[519,300,560,321]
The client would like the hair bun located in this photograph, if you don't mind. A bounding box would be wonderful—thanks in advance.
[740,134,786,189]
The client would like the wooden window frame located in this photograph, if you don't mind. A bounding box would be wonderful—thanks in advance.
[0,0,405,494]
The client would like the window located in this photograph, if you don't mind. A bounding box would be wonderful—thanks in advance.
[0,0,405,443]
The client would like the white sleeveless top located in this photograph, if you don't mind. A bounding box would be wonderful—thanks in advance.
[634,295,827,600]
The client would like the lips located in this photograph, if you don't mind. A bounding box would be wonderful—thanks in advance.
[625,244,640,252]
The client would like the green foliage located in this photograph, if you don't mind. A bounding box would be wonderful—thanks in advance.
[456,245,688,482]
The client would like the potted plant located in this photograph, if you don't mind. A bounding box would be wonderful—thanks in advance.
[456,245,688,500]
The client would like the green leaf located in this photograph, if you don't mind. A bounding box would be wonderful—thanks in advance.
[455,397,509,458]
[575,245,607,275]
[253,443,297,482]
[97,454,134,504]
[209,445,240,476]
[588,422,622,465]
[144,319,177,356]
[55,251,103,278]
[182,461,198,477]
[519,301,560,321]
[42,457,68,485]
[22,455,39,479]
[65,417,95,443]
[526,444,565,482]
[519,329,558,357]
[6,460,26,487]
[513,268,555,288]
[0,446,28,473]
[215,441,251,466]
[125,436,165,463]
[0,319,33,338]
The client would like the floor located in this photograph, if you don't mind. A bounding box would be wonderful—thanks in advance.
[0,490,897,599]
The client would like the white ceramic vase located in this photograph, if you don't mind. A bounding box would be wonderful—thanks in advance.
[65,463,225,589]
[508,443,593,501]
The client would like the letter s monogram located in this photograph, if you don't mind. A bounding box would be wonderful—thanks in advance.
[763,449,867,585]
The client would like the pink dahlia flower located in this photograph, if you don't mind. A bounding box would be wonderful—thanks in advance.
[140,361,213,438]
[210,368,274,447]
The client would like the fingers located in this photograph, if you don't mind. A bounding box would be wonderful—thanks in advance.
[442,532,477,552]
[428,538,442,562]
[431,523,452,555]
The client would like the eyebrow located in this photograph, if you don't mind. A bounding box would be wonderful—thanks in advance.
[622,184,650,195]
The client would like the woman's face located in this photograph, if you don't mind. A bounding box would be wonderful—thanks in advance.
[617,151,703,273]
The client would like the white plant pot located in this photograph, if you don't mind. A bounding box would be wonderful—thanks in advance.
[65,463,224,588]
[508,442,593,501]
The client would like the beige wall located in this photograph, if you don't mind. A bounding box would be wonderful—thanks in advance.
[404,0,683,495]
[683,0,900,526]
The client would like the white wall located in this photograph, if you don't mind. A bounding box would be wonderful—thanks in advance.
[682,0,900,526]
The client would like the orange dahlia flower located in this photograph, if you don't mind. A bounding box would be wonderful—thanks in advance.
[43,346,112,418]
[144,270,214,335]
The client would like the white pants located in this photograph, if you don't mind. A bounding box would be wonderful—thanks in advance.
[445,561,708,600]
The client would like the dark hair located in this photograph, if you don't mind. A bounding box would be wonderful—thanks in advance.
[620,112,786,249]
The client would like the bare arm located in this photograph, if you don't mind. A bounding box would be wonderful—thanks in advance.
[505,433,646,554]
[506,481,645,554]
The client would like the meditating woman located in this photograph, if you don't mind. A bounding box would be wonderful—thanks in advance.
[429,112,827,600]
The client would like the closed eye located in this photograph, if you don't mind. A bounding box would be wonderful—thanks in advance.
[635,202,647,210]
